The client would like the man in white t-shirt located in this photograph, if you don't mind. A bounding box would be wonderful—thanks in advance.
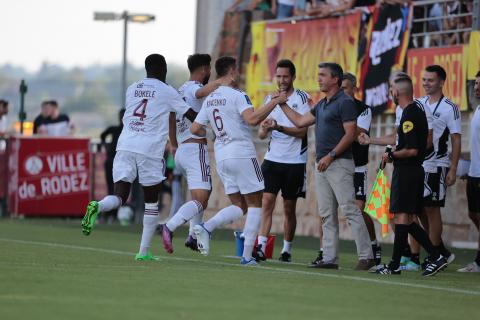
[81,54,197,261]
[458,71,480,272]
[160,54,230,254]
[256,59,311,262]
[190,56,287,265]
[418,65,461,267]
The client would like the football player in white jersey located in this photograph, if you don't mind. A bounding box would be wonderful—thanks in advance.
[190,56,287,265]
[160,54,230,253]
[458,71,480,272]
[81,54,198,261]
[418,65,461,266]
[256,59,311,262]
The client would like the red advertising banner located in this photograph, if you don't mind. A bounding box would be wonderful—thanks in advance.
[407,45,467,110]
[7,136,91,216]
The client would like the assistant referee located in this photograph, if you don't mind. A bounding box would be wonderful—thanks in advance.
[376,76,447,276]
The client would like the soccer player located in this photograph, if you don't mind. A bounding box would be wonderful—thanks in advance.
[81,54,197,261]
[418,65,461,267]
[375,77,447,276]
[457,71,480,272]
[341,72,382,264]
[160,54,230,253]
[256,59,311,262]
[190,56,287,265]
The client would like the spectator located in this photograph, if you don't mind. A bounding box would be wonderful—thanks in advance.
[33,101,53,134]
[307,0,376,18]
[227,0,274,13]
[275,0,296,18]
[443,1,472,45]
[39,100,74,136]
[100,108,125,196]
[0,100,8,151]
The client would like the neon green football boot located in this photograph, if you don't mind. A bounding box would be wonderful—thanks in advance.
[134,252,159,261]
[81,201,99,236]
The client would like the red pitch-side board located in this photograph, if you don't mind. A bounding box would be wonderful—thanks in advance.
[7,136,91,217]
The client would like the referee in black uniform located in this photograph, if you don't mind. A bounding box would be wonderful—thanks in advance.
[376,76,447,276]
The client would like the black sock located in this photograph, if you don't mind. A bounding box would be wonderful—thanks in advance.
[411,253,420,264]
[390,224,409,270]
[402,244,412,258]
[408,223,439,260]
[475,251,480,265]
[438,241,451,257]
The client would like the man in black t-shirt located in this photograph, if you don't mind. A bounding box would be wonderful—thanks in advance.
[375,77,447,277]
[33,101,53,134]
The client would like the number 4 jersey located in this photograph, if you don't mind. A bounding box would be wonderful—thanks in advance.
[195,86,256,162]
[117,78,190,159]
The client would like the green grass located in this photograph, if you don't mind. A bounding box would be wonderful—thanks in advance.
[0,219,479,320]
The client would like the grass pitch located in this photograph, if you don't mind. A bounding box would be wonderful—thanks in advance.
[0,219,479,320]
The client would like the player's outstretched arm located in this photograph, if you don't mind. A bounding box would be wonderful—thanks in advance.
[190,122,206,137]
[279,103,315,128]
[195,77,230,99]
[358,132,396,146]
[242,93,287,126]
[169,112,178,151]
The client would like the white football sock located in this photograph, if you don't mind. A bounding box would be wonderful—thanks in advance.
[166,200,203,232]
[139,202,159,256]
[242,207,262,260]
[98,195,121,212]
[257,235,268,252]
[282,240,292,254]
[203,205,243,233]
[189,211,204,238]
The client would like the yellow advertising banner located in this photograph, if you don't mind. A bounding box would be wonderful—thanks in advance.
[467,31,480,80]
[246,12,361,107]
[407,45,467,110]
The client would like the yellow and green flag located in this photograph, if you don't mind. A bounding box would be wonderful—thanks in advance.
[364,169,393,237]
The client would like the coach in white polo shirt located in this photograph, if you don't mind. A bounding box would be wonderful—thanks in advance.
[458,70,480,272]
[256,59,311,262]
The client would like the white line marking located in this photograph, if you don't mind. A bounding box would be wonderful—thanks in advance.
[1,238,479,297]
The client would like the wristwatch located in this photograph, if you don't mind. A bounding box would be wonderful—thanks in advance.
[276,125,284,132]
[328,150,336,159]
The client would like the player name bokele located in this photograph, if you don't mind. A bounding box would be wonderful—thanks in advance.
[134,90,156,98]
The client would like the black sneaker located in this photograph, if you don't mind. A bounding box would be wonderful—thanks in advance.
[373,244,382,265]
[308,250,323,267]
[184,235,199,252]
[252,245,266,262]
[421,256,431,271]
[375,264,401,275]
[279,251,292,262]
[422,256,448,277]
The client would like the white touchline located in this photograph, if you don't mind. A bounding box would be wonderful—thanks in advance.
[1,238,479,297]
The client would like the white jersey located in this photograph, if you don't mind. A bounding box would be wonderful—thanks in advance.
[264,89,310,164]
[117,78,190,159]
[195,86,256,162]
[419,95,461,169]
[469,105,480,177]
[176,80,205,143]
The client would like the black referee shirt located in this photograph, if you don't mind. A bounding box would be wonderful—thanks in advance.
[394,102,428,166]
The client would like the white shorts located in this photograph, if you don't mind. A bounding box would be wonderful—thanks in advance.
[175,143,211,190]
[113,151,165,187]
[216,158,264,195]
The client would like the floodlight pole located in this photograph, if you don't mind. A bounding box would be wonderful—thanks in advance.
[19,79,27,134]
[121,11,128,109]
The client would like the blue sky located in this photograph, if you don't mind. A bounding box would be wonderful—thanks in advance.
[1,0,196,71]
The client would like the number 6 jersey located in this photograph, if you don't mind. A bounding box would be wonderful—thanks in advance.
[117,78,190,159]
[194,86,256,162]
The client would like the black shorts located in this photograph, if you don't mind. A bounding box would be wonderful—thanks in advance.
[354,170,367,201]
[261,159,306,199]
[423,166,449,207]
[467,176,480,212]
[390,165,425,215]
